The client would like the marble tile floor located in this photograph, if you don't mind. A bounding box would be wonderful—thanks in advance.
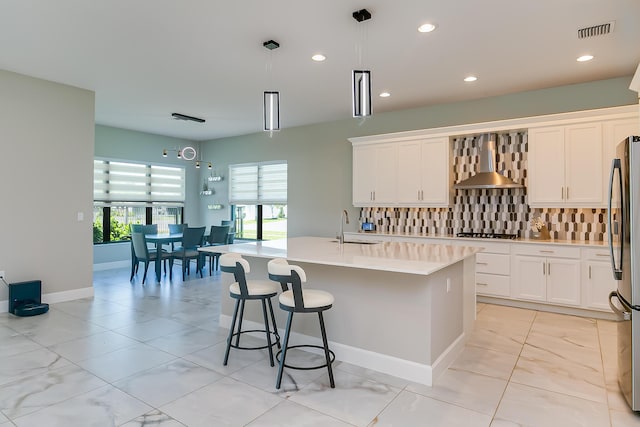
[0,267,639,426]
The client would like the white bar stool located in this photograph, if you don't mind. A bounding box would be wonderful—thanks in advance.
[220,253,281,366]
[267,258,335,389]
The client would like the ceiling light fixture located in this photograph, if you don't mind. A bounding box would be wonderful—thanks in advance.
[263,39,280,132]
[161,146,212,169]
[577,55,594,62]
[312,54,326,62]
[417,23,436,33]
[171,113,205,123]
[379,92,390,98]
[352,9,373,118]
[464,76,478,82]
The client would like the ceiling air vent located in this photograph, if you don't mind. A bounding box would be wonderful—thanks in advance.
[577,21,614,39]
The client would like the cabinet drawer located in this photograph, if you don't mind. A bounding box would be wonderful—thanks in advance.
[581,247,611,261]
[476,253,510,275]
[475,241,511,254]
[512,244,580,259]
[476,273,510,297]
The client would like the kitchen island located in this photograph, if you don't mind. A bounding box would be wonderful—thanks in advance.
[199,236,480,385]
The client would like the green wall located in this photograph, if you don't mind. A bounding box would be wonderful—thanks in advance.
[200,76,638,238]
[93,125,206,265]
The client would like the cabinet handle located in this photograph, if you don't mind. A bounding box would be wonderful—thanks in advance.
[421,190,424,200]
[476,262,488,266]
[542,263,546,276]
[595,254,609,257]
[589,265,592,279]
[561,187,564,200]
[539,250,554,254]
[548,262,551,275]
[477,283,488,286]
[372,191,375,201]
[566,187,569,200]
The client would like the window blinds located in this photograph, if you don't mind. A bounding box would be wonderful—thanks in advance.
[229,161,287,204]
[94,160,185,205]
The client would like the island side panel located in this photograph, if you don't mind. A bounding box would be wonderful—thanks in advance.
[427,260,464,363]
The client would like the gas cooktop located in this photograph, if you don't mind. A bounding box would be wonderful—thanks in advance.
[456,232,517,240]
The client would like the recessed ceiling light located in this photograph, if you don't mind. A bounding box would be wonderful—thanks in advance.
[312,54,326,62]
[463,76,477,82]
[577,55,594,62]
[379,92,391,98]
[418,23,436,33]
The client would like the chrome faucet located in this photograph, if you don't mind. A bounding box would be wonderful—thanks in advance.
[338,209,350,244]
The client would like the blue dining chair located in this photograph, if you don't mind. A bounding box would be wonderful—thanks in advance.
[203,225,230,275]
[221,220,236,244]
[130,224,165,280]
[131,232,173,284]
[168,223,186,234]
[170,226,206,280]
[167,223,187,250]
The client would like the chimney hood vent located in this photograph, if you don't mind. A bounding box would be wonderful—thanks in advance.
[453,133,524,190]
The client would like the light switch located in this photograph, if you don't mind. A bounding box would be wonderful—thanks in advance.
[77,212,84,221]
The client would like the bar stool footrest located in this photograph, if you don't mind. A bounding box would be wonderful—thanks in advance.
[229,330,280,351]
[276,345,335,370]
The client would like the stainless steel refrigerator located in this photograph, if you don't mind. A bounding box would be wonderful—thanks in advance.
[608,135,640,411]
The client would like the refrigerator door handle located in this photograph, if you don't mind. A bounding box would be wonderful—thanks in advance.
[608,158,623,280]
[609,291,631,320]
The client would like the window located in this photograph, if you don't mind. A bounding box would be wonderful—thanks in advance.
[93,159,185,243]
[229,161,287,240]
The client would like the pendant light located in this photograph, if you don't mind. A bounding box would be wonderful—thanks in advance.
[263,40,280,131]
[352,70,371,117]
[264,91,280,131]
[160,146,212,169]
[352,9,372,118]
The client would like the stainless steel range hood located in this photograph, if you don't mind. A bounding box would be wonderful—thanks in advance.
[453,133,524,189]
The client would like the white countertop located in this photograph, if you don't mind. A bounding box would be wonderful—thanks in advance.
[199,236,481,276]
[344,231,608,248]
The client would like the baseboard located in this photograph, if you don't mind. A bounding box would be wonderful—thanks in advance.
[430,333,466,383]
[43,286,94,304]
[220,314,462,386]
[477,296,618,321]
[0,286,95,313]
[93,260,129,271]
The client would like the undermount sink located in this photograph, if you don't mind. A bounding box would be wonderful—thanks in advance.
[329,239,380,245]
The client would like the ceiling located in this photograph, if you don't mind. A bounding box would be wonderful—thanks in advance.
[1,1,639,141]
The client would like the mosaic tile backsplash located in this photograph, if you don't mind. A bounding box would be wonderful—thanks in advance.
[359,132,609,241]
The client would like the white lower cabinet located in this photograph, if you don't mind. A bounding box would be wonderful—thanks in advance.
[511,245,581,307]
[512,256,547,301]
[546,258,581,306]
[475,245,511,297]
[344,232,615,314]
[582,247,617,311]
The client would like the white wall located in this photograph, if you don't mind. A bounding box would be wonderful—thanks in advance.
[0,70,94,300]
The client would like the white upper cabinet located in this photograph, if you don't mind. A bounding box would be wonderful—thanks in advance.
[397,137,449,206]
[352,137,450,207]
[564,123,603,205]
[349,105,637,209]
[603,118,639,175]
[529,123,603,207]
[528,126,565,205]
[352,143,397,206]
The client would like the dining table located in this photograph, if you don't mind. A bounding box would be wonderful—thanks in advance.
[145,233,183,282]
